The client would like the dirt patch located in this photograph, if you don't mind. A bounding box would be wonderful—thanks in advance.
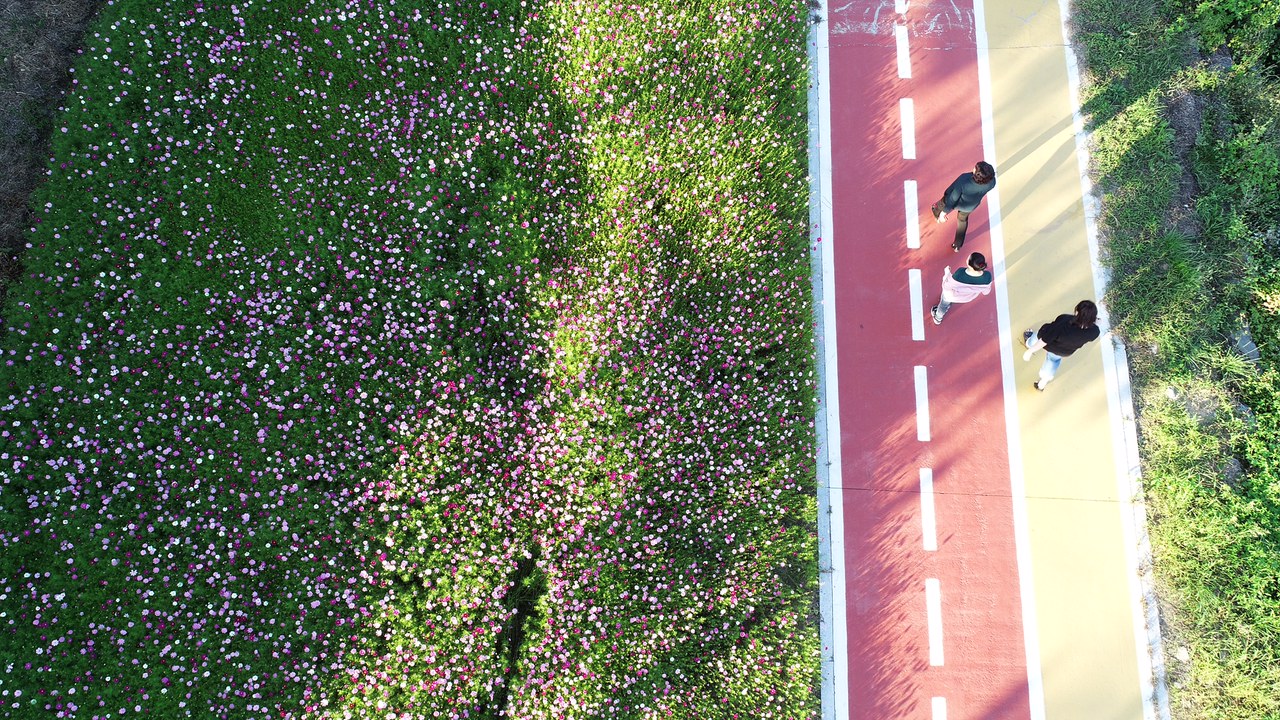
[0,0,106,302]
[1163,47,1237,241]
[1163,86,1205,238]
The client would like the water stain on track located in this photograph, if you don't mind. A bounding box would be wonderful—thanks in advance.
[828,0,975,45]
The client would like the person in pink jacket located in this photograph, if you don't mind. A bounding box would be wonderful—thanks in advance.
[930,252,993,324]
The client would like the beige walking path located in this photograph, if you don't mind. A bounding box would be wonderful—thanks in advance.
[983,0,1167,717]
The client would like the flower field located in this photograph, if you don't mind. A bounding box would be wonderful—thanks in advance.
[0,0,817,717]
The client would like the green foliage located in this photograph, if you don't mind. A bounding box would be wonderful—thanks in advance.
[1107,232,1222,369]
[1197,112,1280,228]
[1141,384,1280,720]
[1075,0,1196,122]
[1091,90,1181,230]
[1220,121,1280,220]
[1181,0,1280,66]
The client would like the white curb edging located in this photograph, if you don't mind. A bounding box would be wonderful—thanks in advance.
[808,3,848,720]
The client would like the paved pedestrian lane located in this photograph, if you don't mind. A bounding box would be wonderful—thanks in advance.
[810,0,1171,718]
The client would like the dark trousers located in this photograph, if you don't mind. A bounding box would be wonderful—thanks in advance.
[952,210,971,248]
[932,201,972,248]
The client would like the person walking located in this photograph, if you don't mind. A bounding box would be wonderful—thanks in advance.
[1022,300,1101,391]
[930,252,993,324]
[931,161,996,252]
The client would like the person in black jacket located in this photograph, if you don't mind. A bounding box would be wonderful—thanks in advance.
[931,161,996,252]
[1022,300,1100,391]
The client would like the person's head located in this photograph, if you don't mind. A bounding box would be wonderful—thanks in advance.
[966,252,988,271]
[1073,299,1098,328]
[972,161,995,185]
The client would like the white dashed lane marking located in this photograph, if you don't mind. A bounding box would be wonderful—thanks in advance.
[895,24,912,78]
[914,365,931,442]
[909,269,925,341]
[920,467,937,551]
[904,179,920,249]
[899,98,916,159]
[926,578,945,666]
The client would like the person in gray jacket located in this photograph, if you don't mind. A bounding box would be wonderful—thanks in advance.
[931,161,996,252]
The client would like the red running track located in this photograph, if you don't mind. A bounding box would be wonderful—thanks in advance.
[828,1,1032,718]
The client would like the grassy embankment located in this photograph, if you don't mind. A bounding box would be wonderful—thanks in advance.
[0,1,819,718]
[1071,0,1280,716]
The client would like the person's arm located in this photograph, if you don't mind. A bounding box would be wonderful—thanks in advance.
[1023,320,1055,360]
[939,268,956,299]
[1022,337,1046,361]
[938,176,965,218]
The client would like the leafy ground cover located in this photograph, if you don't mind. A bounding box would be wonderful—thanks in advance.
[1071,0,1280,717]
[0,0,819,718]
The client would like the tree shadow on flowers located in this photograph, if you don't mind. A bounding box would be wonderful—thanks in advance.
[484,543,547,719]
